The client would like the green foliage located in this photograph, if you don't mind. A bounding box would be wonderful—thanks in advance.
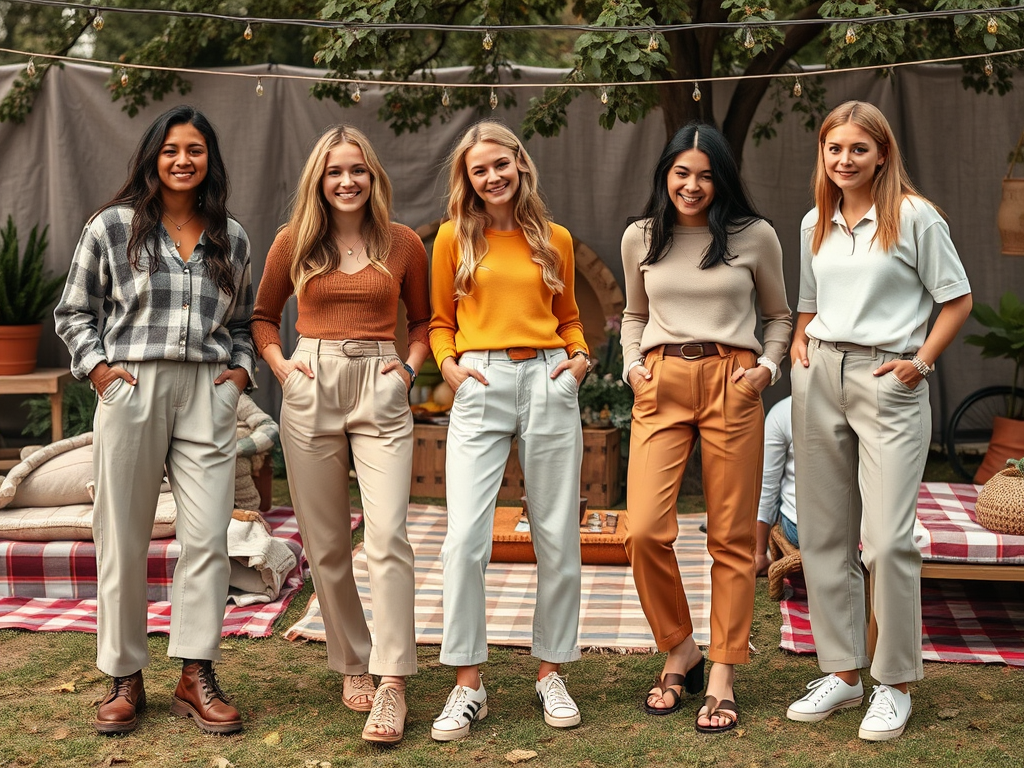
[964,292,1024,418]
[21,381,98,439]
[0,216,66,325]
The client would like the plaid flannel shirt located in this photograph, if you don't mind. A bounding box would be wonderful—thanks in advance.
[54,206,256,383]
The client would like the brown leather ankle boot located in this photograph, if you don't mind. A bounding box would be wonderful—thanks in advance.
[95,671,145,734]
[170,661,242,734]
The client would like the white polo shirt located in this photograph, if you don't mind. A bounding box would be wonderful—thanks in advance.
[797,196,970,353]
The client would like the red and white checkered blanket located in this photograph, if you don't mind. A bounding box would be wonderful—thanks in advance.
[914,483,1024,563]
[780,483,1024,665]
[0,507,322,637]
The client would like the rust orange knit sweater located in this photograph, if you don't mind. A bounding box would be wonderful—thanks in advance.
[251,223,430,354]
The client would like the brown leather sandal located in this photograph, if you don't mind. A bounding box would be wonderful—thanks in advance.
[644,673,687,715]
[695,695,739,733]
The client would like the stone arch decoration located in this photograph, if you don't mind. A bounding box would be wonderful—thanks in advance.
[401,219,624,356]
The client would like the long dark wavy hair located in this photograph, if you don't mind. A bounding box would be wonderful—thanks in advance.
[102,105,236,295]
[640,122,764,269]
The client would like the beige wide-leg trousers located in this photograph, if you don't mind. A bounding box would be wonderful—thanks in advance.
[792,338,927,684]
[93,360,239,677]
[280,338,417,677]
[625,345,764,663]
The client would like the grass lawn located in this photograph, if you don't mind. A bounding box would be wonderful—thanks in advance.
[1,454,1021,767]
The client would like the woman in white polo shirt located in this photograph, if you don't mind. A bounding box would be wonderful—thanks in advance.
[786,101,972,741]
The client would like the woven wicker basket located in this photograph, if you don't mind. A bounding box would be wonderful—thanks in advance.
[974,459,1024,536]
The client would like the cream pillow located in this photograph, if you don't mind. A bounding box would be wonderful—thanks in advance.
[0,433,94,509]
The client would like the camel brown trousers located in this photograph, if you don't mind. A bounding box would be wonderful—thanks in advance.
[625,345,764,664]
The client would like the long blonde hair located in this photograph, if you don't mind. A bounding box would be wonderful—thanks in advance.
[811,101,938,254]
[286,125,393,294]
[445,120,563,298]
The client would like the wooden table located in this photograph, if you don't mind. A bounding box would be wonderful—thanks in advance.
[0,368,74,443]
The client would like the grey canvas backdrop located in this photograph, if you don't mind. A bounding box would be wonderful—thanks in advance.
[2,60,1023,438]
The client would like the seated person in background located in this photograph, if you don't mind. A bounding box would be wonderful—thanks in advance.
[755,396,798,576]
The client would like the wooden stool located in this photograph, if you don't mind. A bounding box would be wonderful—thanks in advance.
[767,523,802,600]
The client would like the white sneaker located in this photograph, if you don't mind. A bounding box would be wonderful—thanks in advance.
[786,674,864,722]
[430,682,488,741]
[858,685,912,741]
[535,672,581,728]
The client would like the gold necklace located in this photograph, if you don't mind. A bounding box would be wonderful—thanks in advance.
[337,234,364,257]
[164,211,198,248]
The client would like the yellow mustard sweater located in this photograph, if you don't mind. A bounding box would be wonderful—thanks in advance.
[428,221,588,366]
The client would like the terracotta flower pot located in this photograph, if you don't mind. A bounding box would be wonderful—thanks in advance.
[0,324,43,375]
[998,178,1024,256]
[973,415,1024,484]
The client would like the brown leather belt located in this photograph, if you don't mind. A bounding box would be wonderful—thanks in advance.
[506,347,538,360]
[662,342,720,360]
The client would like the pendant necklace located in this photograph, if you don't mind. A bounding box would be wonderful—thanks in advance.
[337,235,363,257]
[164,211,198,249]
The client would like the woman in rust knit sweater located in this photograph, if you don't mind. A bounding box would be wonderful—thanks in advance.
[251,125,430,744]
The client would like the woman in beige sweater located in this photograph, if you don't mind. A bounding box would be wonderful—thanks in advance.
[620,122,791,733]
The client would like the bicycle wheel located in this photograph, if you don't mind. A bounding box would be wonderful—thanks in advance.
[945,385,1023,481]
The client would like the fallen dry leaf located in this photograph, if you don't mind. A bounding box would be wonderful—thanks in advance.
[504,749,538,763]
[52,727,71,740]
[978,691,994,701]
[212,759,234,768]
[263,731,282,745]
[52,681,76,693]
[938,709,960,720]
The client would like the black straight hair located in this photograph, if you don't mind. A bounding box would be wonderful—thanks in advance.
[103,105,236,295]
[640,122,765,269]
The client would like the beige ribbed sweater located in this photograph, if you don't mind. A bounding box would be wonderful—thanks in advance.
[620,218,792,373]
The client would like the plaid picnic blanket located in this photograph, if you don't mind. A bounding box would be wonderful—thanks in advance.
[0,506,328,638]
[285,504,713,651]
[779,573,1024,666]
[915,482,1024,563]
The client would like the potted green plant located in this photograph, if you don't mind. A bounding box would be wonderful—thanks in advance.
[0,215,66,375]
[963,291,1024,482]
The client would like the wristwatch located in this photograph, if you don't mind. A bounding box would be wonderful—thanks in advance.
[572,350,596,373]
[402,362,417,390]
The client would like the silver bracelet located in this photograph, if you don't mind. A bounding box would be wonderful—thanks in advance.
[910,355,934,378]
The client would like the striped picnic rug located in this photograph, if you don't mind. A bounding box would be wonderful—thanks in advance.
[285,504,712,651]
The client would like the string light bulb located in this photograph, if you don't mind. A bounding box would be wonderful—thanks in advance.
[26,58,36,77]
[93,13,104,31]
[244,23,253,41]
[120,68,128,87]
[647,33,659,52]
[845,25,857,44]
[351,83,361,103]
[441,86,450,107]
[743,27,755,50]
[792,77,802,97]
[482,31,494,51]
[489,87,498,110]
[984,57,994,77]
[692,82,701,102]
[600,87,608,105]
[987,16,998,35]
[256,77,264,96]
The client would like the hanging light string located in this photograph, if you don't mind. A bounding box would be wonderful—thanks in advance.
[11,0,1024,36]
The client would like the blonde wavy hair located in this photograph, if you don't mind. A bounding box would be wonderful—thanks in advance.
[811,101,942,254]
[286,125,393,294]
[445,120,563,298]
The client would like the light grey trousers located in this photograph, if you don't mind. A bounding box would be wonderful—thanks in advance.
[440,349,583,666]
[280,338,417,676]
[792,338,927,684]
[93,360,239,677]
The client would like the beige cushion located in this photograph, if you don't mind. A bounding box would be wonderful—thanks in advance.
[0,433,94,509]
[0,490,177,541]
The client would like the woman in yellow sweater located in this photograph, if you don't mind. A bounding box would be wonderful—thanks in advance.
[428,120,591,741]
[251,126,430,744]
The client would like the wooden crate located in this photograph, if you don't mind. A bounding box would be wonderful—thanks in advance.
[411,424,621,506]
